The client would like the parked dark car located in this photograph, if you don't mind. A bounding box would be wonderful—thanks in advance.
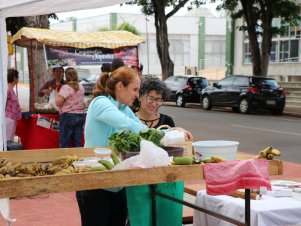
[80,74,100,95]
[164,75,209,107]
[201,75,286,114]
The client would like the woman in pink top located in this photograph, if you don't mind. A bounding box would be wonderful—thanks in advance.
[56,67,85,148]
[5,69,22,141]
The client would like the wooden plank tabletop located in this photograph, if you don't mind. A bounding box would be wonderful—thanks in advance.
[0,149,282,199]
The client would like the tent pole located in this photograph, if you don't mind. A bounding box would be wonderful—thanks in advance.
[0,17,8,151]
[29,40,35,112]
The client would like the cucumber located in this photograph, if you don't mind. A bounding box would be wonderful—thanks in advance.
[98,160,114,170]
[172,157,193,165]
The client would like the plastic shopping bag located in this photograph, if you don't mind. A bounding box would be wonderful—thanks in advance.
[49,90,59,111]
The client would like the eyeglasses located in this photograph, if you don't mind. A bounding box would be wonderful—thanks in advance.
[146,95,163,105]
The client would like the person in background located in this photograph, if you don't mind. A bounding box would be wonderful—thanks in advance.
[76,66,147,226]
[5,69,22,141]
[55,67,85,148]
[38,67,65,97]
[111,58,125,71]
[101,63,112,74]
[135,77,175,128]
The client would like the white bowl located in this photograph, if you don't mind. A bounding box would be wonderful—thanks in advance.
[192,140,239,160]
[94,148,112,159]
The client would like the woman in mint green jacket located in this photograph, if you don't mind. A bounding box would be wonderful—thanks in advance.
[76,66,146,226]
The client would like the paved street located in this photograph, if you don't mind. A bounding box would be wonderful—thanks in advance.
[160,103,301,164]
[16,83,301,163]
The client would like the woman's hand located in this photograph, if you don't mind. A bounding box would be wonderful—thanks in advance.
[173,127,193,140]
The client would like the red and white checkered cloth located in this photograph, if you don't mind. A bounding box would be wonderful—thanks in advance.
[204,159,271,195]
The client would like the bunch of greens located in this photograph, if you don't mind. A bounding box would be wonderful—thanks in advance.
[108,128,164,154]
[139,128,164,147]
[108,130,141,153]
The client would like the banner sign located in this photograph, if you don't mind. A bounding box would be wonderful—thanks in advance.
[44,45,139,68]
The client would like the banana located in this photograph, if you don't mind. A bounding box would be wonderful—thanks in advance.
[172,157,193,165]
[271,148,281,156]
[260,146,273,156]
[52,156,71,165]
[211,156,226,163]
[266,153,274,160]
[258,146,281,160]
[99,160,114,170]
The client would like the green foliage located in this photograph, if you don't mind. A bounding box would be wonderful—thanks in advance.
[139,128,164,147]
[97,22,140,35]
[6,14,59,35]
[108,128,164,153]
[117,22,140,35]
[109,130,141,153]
[216,0,301,37]
[6,17,26,35]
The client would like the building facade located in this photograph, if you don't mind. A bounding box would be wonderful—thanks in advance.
[228,17,301,82]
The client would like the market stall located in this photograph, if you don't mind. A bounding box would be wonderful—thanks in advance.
[10,27,145,149]
[0,147,283,226]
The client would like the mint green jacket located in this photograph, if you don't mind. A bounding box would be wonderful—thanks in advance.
[84,95,146,148]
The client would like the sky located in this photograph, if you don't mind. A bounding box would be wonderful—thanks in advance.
[51,2,222,23]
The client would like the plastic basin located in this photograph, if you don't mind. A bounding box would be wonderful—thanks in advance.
[192,140,239,160]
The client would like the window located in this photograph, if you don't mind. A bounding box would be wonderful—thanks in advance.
[218,76,235,86]
[233,77,249,86]
[243,18,301,64]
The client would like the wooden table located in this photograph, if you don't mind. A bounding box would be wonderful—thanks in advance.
[0,149,282,199]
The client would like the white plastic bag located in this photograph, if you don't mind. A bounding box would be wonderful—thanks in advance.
[0,198,16,223]
[114,140,172,170]
[160,130,185,146]
[49,90,59,111]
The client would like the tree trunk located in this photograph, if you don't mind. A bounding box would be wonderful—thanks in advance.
[153,1,174,80]
[241,0,262,76]
[260,12,273,77]
[24,15,50,109]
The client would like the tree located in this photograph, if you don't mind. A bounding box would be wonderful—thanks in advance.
[126,0,205,80]
[216,0,301,76]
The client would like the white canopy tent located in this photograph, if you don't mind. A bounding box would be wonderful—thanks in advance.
[0,0,129,151]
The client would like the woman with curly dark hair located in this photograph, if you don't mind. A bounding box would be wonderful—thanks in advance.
[135,77,175,128]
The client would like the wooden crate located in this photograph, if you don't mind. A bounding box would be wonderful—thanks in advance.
[0,148,283,199]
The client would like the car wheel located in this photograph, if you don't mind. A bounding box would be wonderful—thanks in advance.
[270,108,284,115]
[202,96,211,110]
[239,98,251,114]
[176,95,186,107]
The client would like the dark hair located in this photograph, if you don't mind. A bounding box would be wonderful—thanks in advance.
[7,69,19,83]
[92,66,138,100]
[111,58,125,71]
[53,67,64,73]
[139,77,170,100]
[101,63,112,73]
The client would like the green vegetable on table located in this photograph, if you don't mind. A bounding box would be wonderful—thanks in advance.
[108,130,141,153]
[139,128,164,147]
[108,128,164,154]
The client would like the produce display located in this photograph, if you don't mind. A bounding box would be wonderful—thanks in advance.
[108,128,164,153]
[171,156,226,165]
[258,146,281,160]
[0,154,116,179]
